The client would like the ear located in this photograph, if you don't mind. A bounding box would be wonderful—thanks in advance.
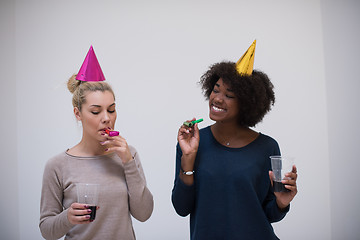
[74,107,81,121]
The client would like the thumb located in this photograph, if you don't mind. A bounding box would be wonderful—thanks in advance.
[269,171,274,187]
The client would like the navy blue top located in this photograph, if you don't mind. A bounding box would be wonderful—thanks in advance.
[172,126,289,240]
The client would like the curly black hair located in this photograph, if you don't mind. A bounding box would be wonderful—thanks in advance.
[199,61,275,127]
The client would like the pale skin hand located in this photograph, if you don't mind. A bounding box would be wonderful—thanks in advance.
[67,203,100,224]
[269,165,298,210]
[100,132,133,164]
[177,118,200,185]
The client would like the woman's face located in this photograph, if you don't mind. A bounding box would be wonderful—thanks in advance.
[209,78,239,124]
[75,90,117,141]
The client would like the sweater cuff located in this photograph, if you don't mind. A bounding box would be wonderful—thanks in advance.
[60,208,75,229]
[177,176,195,189]
[278,203,290,213]
[123,158,137,172]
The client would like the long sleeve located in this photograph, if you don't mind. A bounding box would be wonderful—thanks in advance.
[171,144,196,216]
[262,185,290,222]
[39,150,152,240]
[124,147,154,222]
[262,143,289,223]
[171,127,290,240]
[39,157,74,240]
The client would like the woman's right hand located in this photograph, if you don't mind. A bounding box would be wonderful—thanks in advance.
[178,118,200,156]
[67,203,93,225]
[178,118,200,185]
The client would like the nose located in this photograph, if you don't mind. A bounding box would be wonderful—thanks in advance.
[101,111,110,124]
[213,94,224,104]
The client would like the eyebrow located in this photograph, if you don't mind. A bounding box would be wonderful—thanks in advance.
[214,83,233,92]
[90,103,116,108]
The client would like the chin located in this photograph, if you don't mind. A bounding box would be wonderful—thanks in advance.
[209,113,222,122]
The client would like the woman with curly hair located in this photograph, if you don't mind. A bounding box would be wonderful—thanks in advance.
[172,41,297,240]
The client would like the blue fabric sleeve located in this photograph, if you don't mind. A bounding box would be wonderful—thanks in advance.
[262,144,289,222]
[171,143,196,217]
[262,186,290,222]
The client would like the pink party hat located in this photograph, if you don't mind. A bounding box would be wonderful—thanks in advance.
[76,46,105,81]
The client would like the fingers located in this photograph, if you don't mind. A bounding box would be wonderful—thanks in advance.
[282,165,298,193]
[178,118,199,137]
[108,146,132,161]
[100,133,129,151]
[284,184,298,193]
[268,171,274,186]
[100,133,133,163]
[102,138,129,152]
[67,203,94,225]
[178,118,201,156]
[186,117,196,123]
[285,165,298,181]
[101,132,127,145]
[101,138,128,149]
[282,178,297,190]
[178,124,192,135]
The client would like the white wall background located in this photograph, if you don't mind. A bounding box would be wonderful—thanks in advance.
[322,1,360,239]
[1,0,359,239]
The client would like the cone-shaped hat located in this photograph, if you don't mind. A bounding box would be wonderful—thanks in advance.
[235,40,256,76]
[76,46,105,81]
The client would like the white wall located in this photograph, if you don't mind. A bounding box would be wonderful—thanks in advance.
[0,0,19,239]
[321,1,360,239]
[1,0,358,239]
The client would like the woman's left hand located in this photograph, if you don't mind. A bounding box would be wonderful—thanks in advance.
[100,132,133,163]
[269,165,298,210]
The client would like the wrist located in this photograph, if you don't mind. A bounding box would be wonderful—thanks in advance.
[122,153,135,164]
[276,200,289,211]
[181,153,196,163]
[182,151,197,159]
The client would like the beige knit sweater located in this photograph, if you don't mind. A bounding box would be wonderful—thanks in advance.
[39,146,153,240]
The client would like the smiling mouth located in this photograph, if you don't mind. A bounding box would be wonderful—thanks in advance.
[211,105,226,112]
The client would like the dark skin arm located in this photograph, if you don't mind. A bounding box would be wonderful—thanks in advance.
[177,118,200,185]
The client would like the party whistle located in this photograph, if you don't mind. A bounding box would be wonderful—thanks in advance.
[105,129,119,137]
[183,118,203,127]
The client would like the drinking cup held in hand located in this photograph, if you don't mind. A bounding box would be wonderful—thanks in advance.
[270,156,294,192]
[76,183,99,220]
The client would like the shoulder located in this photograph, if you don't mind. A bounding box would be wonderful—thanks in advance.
[42,151,69,181]
[258,133,278,143]
[256,133,280,151]
[44,151,68,171]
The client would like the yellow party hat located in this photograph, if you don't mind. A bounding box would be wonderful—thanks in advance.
[235,40,256,75]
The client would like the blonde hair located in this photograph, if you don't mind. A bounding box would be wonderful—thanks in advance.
[67,74,115,111]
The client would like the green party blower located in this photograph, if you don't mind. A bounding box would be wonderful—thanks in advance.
[183,118,203,127]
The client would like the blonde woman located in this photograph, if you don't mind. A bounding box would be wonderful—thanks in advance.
[40,47,153,240]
